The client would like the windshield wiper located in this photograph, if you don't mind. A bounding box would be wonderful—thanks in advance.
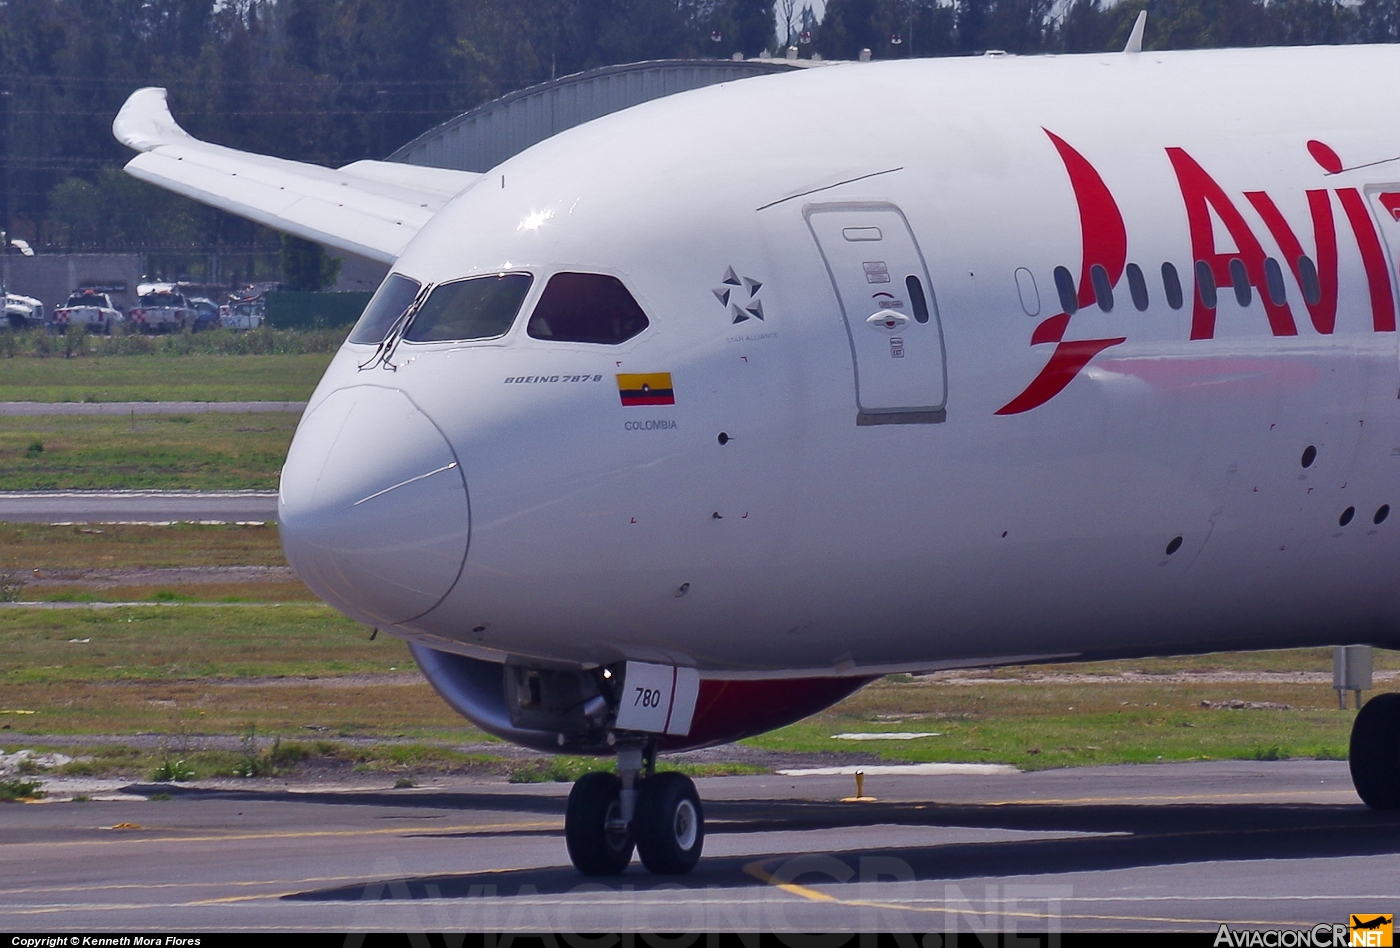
[358,283,432,372]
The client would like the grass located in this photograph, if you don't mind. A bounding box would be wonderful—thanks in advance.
[26,582,317,603]
[0,601,485,737]
[0,534,1394,772]
[1,740,770,783]
[0,351,332,402]
[0,522,315,603]
[952,649,1400,677]
[0,523,288,571]
[0,674,471,738]
[505,757,765,783]
[0,412,298,489]
[0,603,393,685]
[741,652,1400,770]
[35,739,515,781]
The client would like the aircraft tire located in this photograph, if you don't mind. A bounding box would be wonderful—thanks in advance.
[635,771,704,875]
[565,771,634,875]
[1349,691,1400,810]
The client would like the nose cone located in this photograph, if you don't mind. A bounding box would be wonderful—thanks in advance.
[279,386,468,626]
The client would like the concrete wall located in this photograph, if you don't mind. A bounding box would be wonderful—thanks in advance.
[2,254,143,313]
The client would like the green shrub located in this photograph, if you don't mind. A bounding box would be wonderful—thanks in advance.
[149,756,195,782]
[0,571,23,602]
[0,779,45,801]
[508,757,603,784]
[0,326,343,358]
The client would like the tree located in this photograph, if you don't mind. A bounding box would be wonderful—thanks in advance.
[779,0,798,46]
[280,235,341,291]
[732,0,777,54]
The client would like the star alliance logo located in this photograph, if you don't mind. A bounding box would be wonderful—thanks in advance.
[713,266,764,324]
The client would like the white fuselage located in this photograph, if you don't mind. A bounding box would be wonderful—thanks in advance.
[279,46,1400,680]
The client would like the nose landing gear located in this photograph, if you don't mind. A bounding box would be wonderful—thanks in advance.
[564,771,635,874]
[564,741,706,875]
[635,770,705,874]
[1350,691,1400,810]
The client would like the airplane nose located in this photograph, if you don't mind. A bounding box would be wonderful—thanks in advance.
[279,386,468,626]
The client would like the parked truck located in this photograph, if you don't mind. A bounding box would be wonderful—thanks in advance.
[127,284,194,333]
[53,289,124,334]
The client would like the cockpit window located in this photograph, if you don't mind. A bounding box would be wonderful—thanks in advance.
[526,272,649,344]
[348,273,422,344]
[404,273,533,343]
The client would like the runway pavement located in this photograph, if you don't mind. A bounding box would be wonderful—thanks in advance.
[0,490,279,523]
[0,760,1393,932]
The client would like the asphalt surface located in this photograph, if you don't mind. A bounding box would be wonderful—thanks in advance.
[1,760,1393,932]
[0,401,305,415]
[0,489,279,524]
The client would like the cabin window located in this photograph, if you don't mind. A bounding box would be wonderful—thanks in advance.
[1090,264,1114,312]
[527,272,650,344]
[1014,267,1040,316]
[1126,263,1148,312]
[1229,258,1251,307]
[906,275,931,324]
[1053,266,1077,315]
[1264,258,1288,306]
[348,273,422,344]
[404,273,533,343]
[1162,263,1184,310]
[1195,261,1217,309]
[1299,255,1322,305]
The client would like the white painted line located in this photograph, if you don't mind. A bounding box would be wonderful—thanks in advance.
[0,601,313,609]
[777,763,1018,776]
[0,490,277,499]
[0,401,306,416]
[832,731,942,740]
[45,521,267,526]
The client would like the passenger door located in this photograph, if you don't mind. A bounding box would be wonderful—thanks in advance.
[806,204,947,424]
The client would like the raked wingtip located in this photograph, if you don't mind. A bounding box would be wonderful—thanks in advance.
[112,87,193,153]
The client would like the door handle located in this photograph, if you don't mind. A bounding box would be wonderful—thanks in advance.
[866,311,909,332]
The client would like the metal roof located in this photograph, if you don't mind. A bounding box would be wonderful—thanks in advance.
[389,59,801,172]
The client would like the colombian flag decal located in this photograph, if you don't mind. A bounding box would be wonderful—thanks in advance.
[617,372,675,407]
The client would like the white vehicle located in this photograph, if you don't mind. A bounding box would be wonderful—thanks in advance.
[220,299,265,330]
[4,292,44,329]
[53,290,123,334]
[115,39,1400,875]
[128,284,193,333]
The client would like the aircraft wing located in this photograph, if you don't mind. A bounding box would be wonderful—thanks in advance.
[113,87,481,264]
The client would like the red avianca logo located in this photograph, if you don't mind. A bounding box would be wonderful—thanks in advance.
[995,131,1398,416]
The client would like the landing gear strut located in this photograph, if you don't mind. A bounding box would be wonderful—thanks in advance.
[1350,691,1400,810]
[564,740,706,875]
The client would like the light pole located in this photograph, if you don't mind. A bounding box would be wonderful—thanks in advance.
[0,86,10,252]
